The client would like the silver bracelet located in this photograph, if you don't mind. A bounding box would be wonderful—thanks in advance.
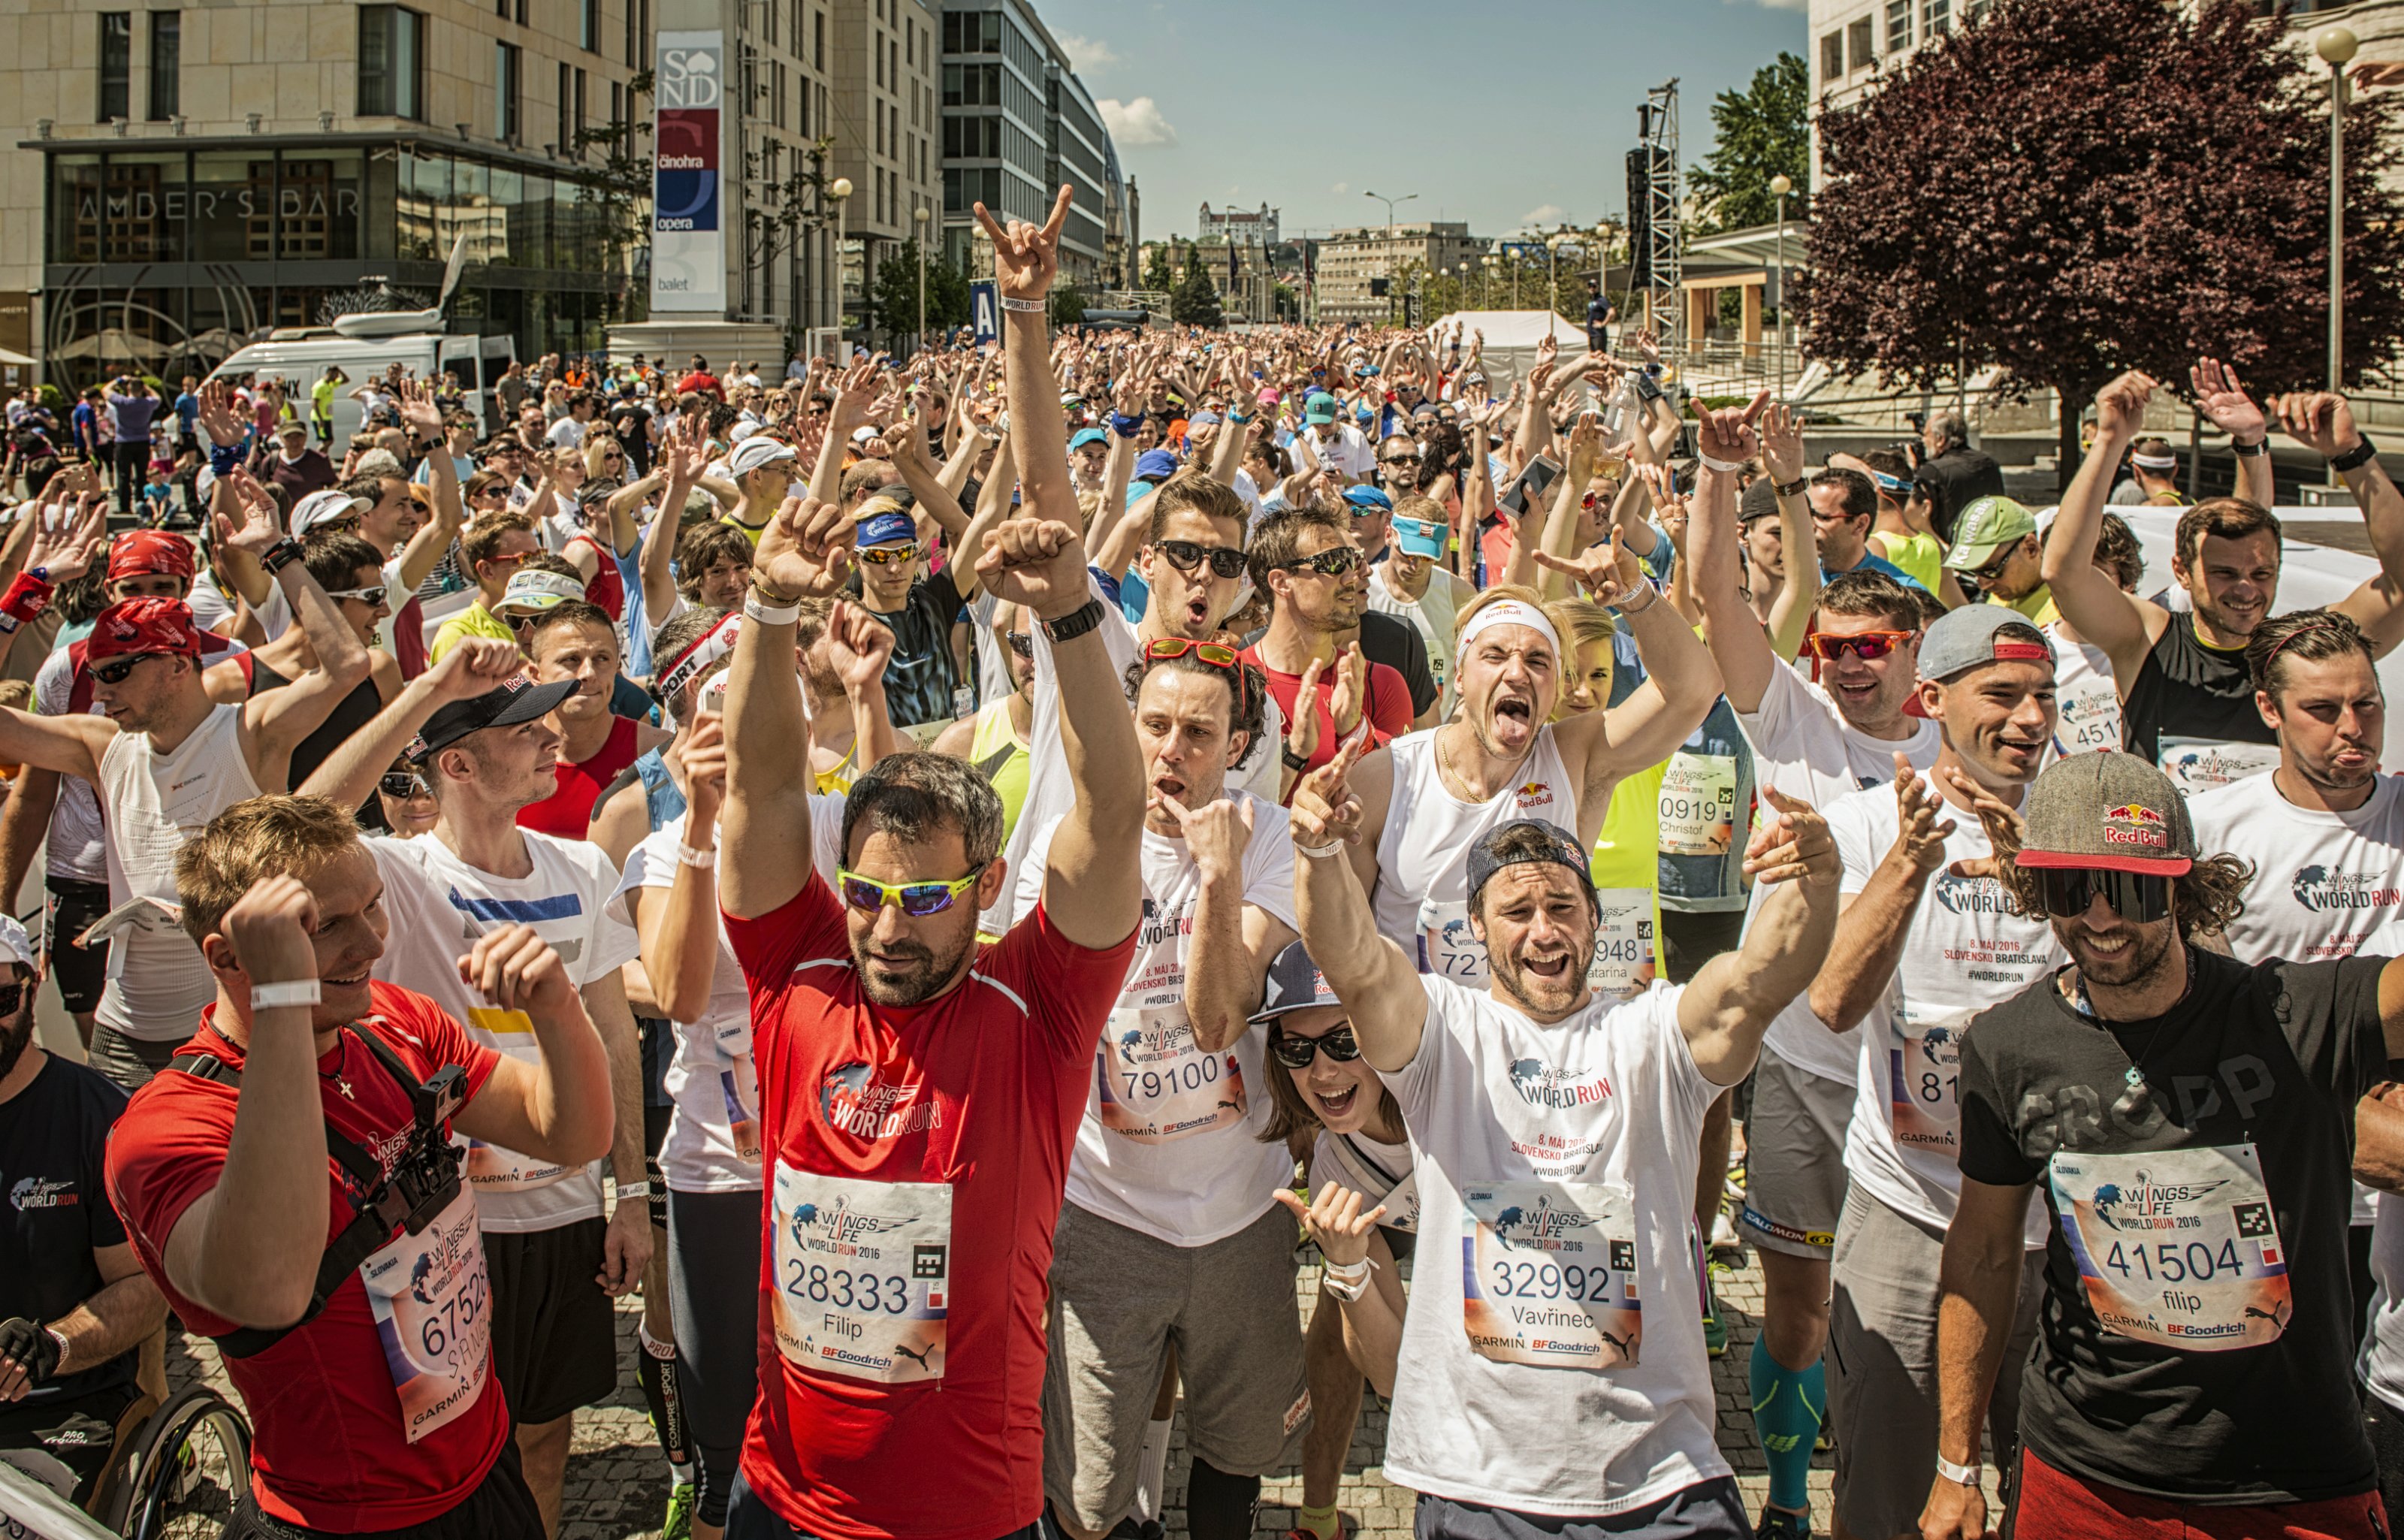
[675,841,716,869]
[249,980,322,1010]
[1613,580,1661,616]
[743,595,800,625]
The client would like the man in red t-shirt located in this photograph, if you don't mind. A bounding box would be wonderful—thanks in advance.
[717,183,1146,1540]
[1240,506,1414,781]
[102,794,616,1537]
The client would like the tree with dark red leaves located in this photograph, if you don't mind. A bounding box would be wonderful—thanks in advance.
[1801,0,2404,488]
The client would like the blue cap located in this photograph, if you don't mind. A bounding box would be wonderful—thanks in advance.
[1134,448,1180,482]
[1342,485,1393,514]
[1070,427,1110,450]
[1394,514,1446,558]
[1188,411,1220,427]
[856,509,917,548]
[1249,940,1344,1024]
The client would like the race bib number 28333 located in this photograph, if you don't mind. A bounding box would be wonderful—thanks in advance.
[771,1164,952,1384]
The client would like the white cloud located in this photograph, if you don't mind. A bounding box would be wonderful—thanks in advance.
[1520,204,1566,229]
[1056,33,1117,74]
[1331,182,1350,195]
[1099,96,1178,148]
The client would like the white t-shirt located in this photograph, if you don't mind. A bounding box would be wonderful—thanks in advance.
[1011,799,1300,1246]
[1300,423,1374,482]
[1379,977,1726,1515]
[1826,784,2056,1243]
[186,569,290,642]
[546,416,588,451]
[1309,1128,1420,1235]
[607,806,843,1193]
[368,832,641,1233]
[2044,624,2121,758]
[1738,663,1940,1084]
[1367,565,1469,720]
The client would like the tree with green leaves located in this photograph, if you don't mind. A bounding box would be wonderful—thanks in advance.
[1049,282,1087,328]
[1143,243,1175,292]
[1690,51,1808,234]
[867,240,973,348]
[1805,0,2404,488]
[1169,261,1224,328]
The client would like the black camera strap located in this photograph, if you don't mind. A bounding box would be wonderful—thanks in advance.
[171,1025,465,1359]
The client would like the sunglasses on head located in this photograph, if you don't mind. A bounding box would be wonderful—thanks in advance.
[1805,629,1916,663]
[857,544,921,566]
[2035,867,2173,924]
[1268,1022,1361,1068]
[1155,539,1247,580]
[1279,546,1362,578]
[90,653,162,686]
[380,770,433,800]
[327,585,388,607]
[837,865,986,917]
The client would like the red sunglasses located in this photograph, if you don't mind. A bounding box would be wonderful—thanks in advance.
[1805,629,1916,663]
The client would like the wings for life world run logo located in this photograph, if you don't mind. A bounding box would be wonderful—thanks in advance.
[820,1061,941,1140]
[1506,1057,1614,1110]
[2087,1170,2236,1232]
[1931,871,2013,916]
[2291,865,2404,913]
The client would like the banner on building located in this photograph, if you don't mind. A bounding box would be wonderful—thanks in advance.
[971,282,998,345]
[652,31,726,313]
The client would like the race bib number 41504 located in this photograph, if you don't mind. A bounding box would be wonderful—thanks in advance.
[1460,1180,1641,1369]
[2048,1143,2291,1351]
[771,1164,952,1384]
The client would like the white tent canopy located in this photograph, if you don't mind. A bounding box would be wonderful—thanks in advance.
[1419,309,1596,392]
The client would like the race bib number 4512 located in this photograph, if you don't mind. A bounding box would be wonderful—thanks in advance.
[771,1164,952,1384]
[1460,1180,1641,1369]
[2048,1143,2291,1351]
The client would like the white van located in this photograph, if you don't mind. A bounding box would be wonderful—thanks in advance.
[205,331,517,447]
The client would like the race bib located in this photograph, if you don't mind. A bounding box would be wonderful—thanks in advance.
[1095,1005,1248,1144]
[1418,898,1485,983]
[1658,753,1738,857]
[455,1008,573,1190]
[358,1188,491,1443]
[1460,1180,1642,1369]
[2158,737,2280,796]
[2054,673,2122,756]
[2048,1143,2291,1351]
[1886,1009,1964,1151]
[770,1164,951,1383]
[720,1054,760,1163]
[1583,889,1657,1001]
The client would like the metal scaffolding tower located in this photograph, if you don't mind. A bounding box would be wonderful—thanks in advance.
[1626,80,1681,349]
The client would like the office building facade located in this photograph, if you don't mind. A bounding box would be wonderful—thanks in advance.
[935,0,1116,291]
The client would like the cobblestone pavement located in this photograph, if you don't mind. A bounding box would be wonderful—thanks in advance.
[164,1240,1844,1539]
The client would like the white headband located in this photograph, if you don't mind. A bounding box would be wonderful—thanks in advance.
[660,611,741,717]
[1457,599,1561,660]
[2131,452,2178,471]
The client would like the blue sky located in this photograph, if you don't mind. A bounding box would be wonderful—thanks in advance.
[1029,0,1809,244]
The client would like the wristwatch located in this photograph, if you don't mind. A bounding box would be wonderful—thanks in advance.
[1040,597,1107,644]
[259,537,305,575]
[2230,436,2267,458]
[2330,436,2379,475]
[1281,743,1310,772]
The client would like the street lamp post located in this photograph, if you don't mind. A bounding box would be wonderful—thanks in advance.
[2318,27,2358,401]
[1457,260,1469,316]
[829,177,854,349]
[914,204,929,354]
[1482,254,1496,309]
[1769,172,1792,399]
[1546,233,1564,325]
[1366,191,1418,325]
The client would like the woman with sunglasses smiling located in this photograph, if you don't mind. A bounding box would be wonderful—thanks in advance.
[1927,749,2399,1540]
[1253,940,1417,1540]
[376,755,439,837]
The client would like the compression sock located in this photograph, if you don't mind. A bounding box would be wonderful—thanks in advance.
[1750,1334,1826,1515]
[1299,1502,1342,1540]
[1182,1457,1260,1540]
[1129,1415,1172,1526]
[637,1326,693,1478]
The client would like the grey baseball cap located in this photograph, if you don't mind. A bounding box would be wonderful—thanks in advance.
[2016,751,2196,876]
[1918,603,2055,683]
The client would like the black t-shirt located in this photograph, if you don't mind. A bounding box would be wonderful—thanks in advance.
[0,1054,135,1403]
[2119,614,2273,768]
[607,403,653,475]
[1957,948,2387,1502]
[1356,610,1437,720]
[850,565,966,730]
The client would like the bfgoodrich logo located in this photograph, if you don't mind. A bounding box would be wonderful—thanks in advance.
[2291,865,2403,913]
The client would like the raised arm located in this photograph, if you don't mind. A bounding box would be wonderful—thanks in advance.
[1756,402,1820,660]
[2040,373,2164,683]
[2276,391,2404,654]
[1166,794,1295,1052]
[1536,526,1723,805]
[397,381,465,549]
[2191,358,2275,509]
[445,924,616,1167]
[1808,760,1949,1032]
[1287,735,1426,1073]
[808,356,883,509]
[294,639,525,812]
[642,415,708,632]
[222,473,373,775]
[1678,788,1841,1084]
[887,418,968,546]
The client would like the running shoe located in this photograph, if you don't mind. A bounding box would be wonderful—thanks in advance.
[1701,1273,1728,1358]
[1753,1507,1810,1539]
[663,1481,696,1540]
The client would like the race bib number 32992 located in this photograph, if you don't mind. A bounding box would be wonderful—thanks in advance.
[1460,1180,1641,1369]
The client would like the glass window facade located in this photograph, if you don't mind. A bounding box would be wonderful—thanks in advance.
[146,14,180,122]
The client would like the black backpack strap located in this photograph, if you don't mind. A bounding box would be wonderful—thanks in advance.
[171,1031,439,1359]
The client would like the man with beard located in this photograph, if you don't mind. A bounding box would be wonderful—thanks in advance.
[1279,742,1840,1537]
[2046,369,2404,797]
[0,913,169,1505]
[1922,751,2399,1540]
[1806,605,2064,1540]
[714,184,1147,1540]
[1240,508,1415,778]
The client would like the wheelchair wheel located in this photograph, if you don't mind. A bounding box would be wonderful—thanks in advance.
[110,1385,250,1540]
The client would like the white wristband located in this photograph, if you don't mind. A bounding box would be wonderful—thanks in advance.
[1698,452,1748,475]
[249,980,322,1010]
[675,841,717,869]
[1000,296,1046,313]
[1294,838,1345,860]
[613,1179,654,1200]
[744,595,801,625]
[1934,1455,1981,1487]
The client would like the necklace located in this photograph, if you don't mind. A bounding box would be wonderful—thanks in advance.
[1434,722,1528,805]
[2061,946,2194,1121]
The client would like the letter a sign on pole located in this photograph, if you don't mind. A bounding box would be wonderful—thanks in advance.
[971,281,998,345]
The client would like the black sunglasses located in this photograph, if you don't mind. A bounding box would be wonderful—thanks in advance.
[2034,868,2172,924]
[1155,539,1247,580]
[1269,1022,1361,1068]
[1005,630,1033,658]
[0,983,26,1017]
[1279,546,1362,578]
[380,771,433,800]
[89,654,160,686]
